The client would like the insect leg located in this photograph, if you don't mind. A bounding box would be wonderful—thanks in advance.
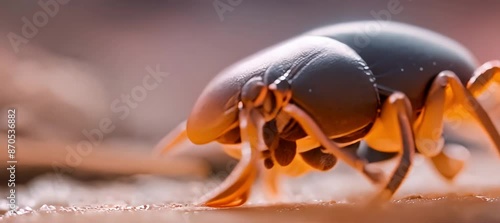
[261,145,338,200]
[220,143,284,201]
[222,140,336,200]
[357,142,399,163]
[366,92,416,201]
[153,120,189,155]
[430,143,470,180]
[413,72,471,179]
[444,71,500,155]
[262,167,281,199]
[283,104,385,184]
[200,107,262,207]
[413,73,447,157]
[299,146,338,171]
[221,143,243,159]
[261,146,338,200]
[467,60,500,98]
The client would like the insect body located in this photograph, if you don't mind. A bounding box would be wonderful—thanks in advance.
[158,21,500,207]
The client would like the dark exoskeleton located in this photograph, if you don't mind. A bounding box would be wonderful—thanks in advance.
[157,21,500,207]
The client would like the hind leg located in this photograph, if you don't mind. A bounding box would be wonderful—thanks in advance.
[431,61,500,179]
[414,69,500,181]
[430,143,470,180]
[468,61,500,99]
[413,71,472,179]
[466,61,500,153]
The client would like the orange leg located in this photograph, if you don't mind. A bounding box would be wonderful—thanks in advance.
[413,71,470,179]
[199,107,263,207]
[153,121,188,155]
[468,60,500,99]
[466,61,500,154]
[364,92,416,201]
[430,143,470,180]
[222,141,337,201]
[283,104,385,184]
[413,68,500,180]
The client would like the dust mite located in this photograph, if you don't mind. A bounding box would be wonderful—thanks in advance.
[156,21,500,207]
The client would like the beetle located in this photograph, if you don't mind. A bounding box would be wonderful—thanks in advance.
[157,21,500,207]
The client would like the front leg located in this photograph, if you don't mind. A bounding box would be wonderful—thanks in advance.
[283,104,385,184]
[200,107,263,207]
[222,141,338,201]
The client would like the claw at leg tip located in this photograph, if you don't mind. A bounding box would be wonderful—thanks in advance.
[370,189,393,204]
[200,195,248,208]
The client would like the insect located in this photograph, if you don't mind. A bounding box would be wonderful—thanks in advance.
[157,21,500,207]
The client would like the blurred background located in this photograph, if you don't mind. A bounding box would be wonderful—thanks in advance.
[1,0,499,142]
[1,0,500,220]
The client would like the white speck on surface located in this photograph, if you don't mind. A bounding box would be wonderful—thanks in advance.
[308,89,312,93]
[40,204,57,212]
[419,67,424,71]
[401,68,404,72]
[433,62,437,66]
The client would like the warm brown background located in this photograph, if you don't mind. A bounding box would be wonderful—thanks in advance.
[1,1,500,222]
[1,0,499,144]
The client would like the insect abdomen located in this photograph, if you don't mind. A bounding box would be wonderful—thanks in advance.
[308,21,477,110]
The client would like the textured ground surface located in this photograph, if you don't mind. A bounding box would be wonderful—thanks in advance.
[2,152,500,223]
[2,97,500,222]
[3,195,500,223]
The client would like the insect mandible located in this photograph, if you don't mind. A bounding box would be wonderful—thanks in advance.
[156,21,500,207]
